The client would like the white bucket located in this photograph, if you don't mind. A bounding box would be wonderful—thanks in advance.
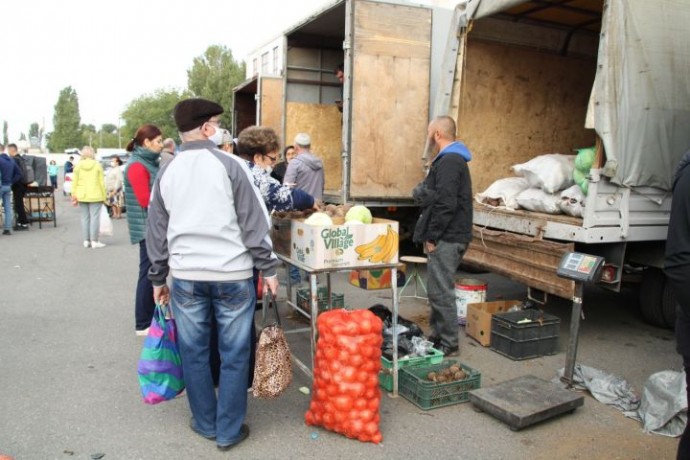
[455,278,487,325]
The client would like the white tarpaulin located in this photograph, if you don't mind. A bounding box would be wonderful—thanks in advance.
[586,0,690,190]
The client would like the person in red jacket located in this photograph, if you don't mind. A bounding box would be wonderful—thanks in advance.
[124,124,163,335]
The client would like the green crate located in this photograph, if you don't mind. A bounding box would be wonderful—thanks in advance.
[399,359,481,410]
[296,287,345,312]
[379,347,444,392]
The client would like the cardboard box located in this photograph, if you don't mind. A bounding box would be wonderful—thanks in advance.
[466,300,522,346]
[349,263,406,290]
[283,218,399,270]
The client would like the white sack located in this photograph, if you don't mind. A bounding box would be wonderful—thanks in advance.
[559,185,586,217]
[512,154,575,193]
[475,177,530,210]
[515,188,562,214]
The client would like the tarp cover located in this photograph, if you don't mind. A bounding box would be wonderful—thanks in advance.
[585,0,690,190]
[469,0,690,191]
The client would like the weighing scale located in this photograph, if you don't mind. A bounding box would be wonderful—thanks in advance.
[469,252,604,430]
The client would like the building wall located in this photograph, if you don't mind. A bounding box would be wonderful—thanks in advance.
[245,36,284,79]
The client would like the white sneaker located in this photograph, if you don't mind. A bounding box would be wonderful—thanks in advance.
[135,327,149,336]
[83,241,90,248]
[91,241,106,249]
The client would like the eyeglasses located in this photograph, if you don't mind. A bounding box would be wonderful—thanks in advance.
[206,119,222,128]
[263,154,278,163]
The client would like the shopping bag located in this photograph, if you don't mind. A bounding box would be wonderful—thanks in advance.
[99,205,113,237]
[253,291,292,399]
[137,303,184,404]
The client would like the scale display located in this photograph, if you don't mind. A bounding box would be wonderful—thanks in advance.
[556,252,604,283]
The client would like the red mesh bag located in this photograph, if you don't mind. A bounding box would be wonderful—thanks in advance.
[304,309,383,443]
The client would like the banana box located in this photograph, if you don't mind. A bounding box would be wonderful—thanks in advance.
[290,218,399,270]
[349,263,406,290]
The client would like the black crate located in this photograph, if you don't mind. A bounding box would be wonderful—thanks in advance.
[491,309,560,342]
[490,332,559,360]
[490,310,560,360]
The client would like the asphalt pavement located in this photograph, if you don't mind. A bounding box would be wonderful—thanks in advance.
[0,186,682,459]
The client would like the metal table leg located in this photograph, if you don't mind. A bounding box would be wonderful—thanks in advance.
[562,282,584,386]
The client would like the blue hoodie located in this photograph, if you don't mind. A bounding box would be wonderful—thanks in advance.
[433,141,472,163]
[0,153,22,186]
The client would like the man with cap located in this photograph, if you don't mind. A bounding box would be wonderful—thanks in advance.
[159,138,176,167]
[146,98,280,451]
[283,132,325,200]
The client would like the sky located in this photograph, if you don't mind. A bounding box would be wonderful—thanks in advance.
[0,0,333,142]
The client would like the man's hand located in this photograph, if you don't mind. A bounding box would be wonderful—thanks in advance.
[263,275,279,297]
[153,285,170,305]
[425,241,437,254]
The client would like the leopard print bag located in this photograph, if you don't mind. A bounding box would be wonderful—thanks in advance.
[253,292,292,399]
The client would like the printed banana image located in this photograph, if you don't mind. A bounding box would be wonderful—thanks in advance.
[354,225,399,263]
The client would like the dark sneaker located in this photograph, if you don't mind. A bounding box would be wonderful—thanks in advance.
[2,230,10,235]
[437,344,460,357]
[217,424,249,451]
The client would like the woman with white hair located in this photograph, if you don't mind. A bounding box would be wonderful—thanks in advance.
[71,146,106,248]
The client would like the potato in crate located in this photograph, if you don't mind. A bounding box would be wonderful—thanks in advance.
[399,359,481,410]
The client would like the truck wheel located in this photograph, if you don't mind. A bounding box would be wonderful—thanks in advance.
[639,268,669,328]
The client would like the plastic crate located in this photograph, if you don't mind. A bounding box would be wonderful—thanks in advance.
[490,310,560,360]
[379,347,444,392]
[491,309,560,341]
[399,359,481,410]
[296,287,344,312]
[490,332,558,360]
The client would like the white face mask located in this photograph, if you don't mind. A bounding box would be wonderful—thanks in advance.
[208,126,224,146]
[264,165,273,175]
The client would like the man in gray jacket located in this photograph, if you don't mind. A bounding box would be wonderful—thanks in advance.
[283,132,324,200]
[146,98,279,451]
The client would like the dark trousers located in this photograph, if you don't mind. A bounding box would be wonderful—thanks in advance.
[135,240,156,331]
[665,265,690,460]
[49,175,58,189]
[12,183,28,225]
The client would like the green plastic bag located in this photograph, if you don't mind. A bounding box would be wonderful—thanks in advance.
[575,147,596,171]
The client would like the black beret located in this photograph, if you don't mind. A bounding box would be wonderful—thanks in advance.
[173,98,224,132]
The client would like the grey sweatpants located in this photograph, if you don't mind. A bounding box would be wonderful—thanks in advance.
[427,240,468,349]
[79,202,102,242]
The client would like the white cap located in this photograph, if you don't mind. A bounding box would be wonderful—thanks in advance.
[294,133,311,147]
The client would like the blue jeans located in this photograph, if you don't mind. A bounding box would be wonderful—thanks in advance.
[0,185,12,230]
[171,277,255,446]
[79,202,102,242]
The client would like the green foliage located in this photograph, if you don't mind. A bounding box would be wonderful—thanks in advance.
[120,88,191,142]
[187,45,246,130]
[48,86,82,152]
[29,123,40,138]
[19,132,26,141]
[101,123,117,134]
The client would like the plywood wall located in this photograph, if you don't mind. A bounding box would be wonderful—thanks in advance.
[285,102,343,194]
[457,40,597,193]
[349,0,430,199]
[259,77,284,141]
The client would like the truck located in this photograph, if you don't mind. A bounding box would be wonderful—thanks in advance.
[236,0,690,328]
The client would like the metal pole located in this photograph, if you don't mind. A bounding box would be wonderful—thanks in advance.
[562,282,584,386]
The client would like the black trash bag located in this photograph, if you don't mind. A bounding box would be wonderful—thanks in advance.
[368,304,424,339]
[381,335,417,361]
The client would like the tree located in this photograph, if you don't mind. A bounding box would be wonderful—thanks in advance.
[101,123,117,134]
[47,86,82,152]
[2,121,7,145]
[187,45,246,130]
[121,88,190,142]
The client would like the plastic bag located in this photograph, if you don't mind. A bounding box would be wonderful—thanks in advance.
[475,177,530,210]
[515,188,562,214]
[99,205,113,237]
[137,303,184,404]
[512,154,575,193]
[305,309,383,443]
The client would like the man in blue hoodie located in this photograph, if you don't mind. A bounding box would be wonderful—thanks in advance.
[0,144,24,235]
[412,115,473,356]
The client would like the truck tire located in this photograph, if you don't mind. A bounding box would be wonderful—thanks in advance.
[639,268,670,329]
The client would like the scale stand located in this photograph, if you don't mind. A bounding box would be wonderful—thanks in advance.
[469,252,603,430]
